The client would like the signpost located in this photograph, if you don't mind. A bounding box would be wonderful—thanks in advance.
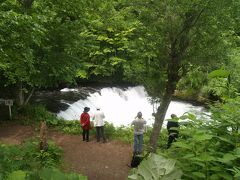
[0,99,13,119]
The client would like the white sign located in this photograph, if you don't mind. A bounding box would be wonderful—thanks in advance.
[5,100,13,106]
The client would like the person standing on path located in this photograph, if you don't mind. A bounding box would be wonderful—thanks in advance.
[80,107,91,142]
[93,106,106,143]
[166,114,179,148]
[131,112,147,155]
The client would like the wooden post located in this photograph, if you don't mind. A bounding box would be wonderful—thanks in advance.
[39,121,48,151]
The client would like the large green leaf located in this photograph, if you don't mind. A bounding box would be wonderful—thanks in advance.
[7,170,26,180]
[218,153,237,164]
[198,152,215,162]
[128,154,182,180]
[192,133,213,141]
[208,69,230,78]
[172,141,192,149]
[214,136,234,145]
[192,172,205,178]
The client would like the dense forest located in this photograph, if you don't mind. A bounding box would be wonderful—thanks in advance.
[0,0,240,179]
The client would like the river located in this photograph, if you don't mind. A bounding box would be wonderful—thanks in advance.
[34,86,208,127]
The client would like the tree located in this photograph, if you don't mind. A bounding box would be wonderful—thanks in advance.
[74,0,139,81]
[0,0,138,106]
[0,0,90,106]
[123,0,238,152]
[0,0,47,105]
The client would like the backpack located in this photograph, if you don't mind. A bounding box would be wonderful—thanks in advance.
[130,154,143,168]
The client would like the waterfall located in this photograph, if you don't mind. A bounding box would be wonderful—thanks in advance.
[57,86,207,126]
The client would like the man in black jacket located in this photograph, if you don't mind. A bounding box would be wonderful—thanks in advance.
[167,114,179,148]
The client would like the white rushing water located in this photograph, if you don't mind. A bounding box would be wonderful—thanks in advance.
[57,86,207,126]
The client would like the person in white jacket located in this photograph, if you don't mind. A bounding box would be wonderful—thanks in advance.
[92,107,106,143]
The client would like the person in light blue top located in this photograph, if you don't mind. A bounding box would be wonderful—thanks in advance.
[131,112,147,155]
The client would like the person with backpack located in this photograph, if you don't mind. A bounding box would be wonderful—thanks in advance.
[80,107,91,142]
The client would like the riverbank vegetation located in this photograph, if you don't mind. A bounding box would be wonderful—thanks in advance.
[1,0,240,179]
[0,138,87,179]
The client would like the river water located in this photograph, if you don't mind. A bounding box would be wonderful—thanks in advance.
[50,86,208,126]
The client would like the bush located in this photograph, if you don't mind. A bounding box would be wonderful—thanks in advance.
[0,138,62,179]
[56,120,82,135]
[160,99,240,179]
[7,168,87,180]
[14,104,58,126]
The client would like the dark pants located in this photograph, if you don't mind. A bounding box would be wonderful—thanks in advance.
[167,133,178,148]
[82,129,89,141]
[96,126,106,142]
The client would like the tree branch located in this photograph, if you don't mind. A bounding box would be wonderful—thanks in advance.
[175,0,210,44]
[24,87,35,105]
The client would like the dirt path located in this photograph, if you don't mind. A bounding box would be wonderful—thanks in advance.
[0,123,132,180]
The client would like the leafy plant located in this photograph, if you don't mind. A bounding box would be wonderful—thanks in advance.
[7,168,87,180]
[0,139,62,179]
[6,170,26,180]
[161,100,240,179]
[15,104,57,126]
[28,167,87,180]
[128,153,182,180]
[56,120,82,135]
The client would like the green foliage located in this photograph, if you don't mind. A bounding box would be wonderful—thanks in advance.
[15,104,58,126]
[123,0,236,96]
[128,153,182,180]
[228,49,240,93]
[202,67,237,101]
[160,99,240,179]
[112,125,134,143]
[0,4,46,86]
[0,138,87,179]
[55,120,82,135]
[208,69,230,78]
[74,0,139,80]
[177,66,208,93]
[7,170,26,180]
[7,168,87,180]
[0,139,62,179]
[102,122,115,138]
[27,167,87,180]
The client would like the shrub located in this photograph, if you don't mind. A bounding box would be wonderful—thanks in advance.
[160,99,240,179]
[0,139,62,179]
[14,104,58,126]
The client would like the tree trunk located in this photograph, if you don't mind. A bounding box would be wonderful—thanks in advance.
[149,92,172,152]
[148,4,204,153]
[24,87,35,105]
[17,0,34,9]
[16,82,35,107]
[149,50,181,153]
[16,82,24,107]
